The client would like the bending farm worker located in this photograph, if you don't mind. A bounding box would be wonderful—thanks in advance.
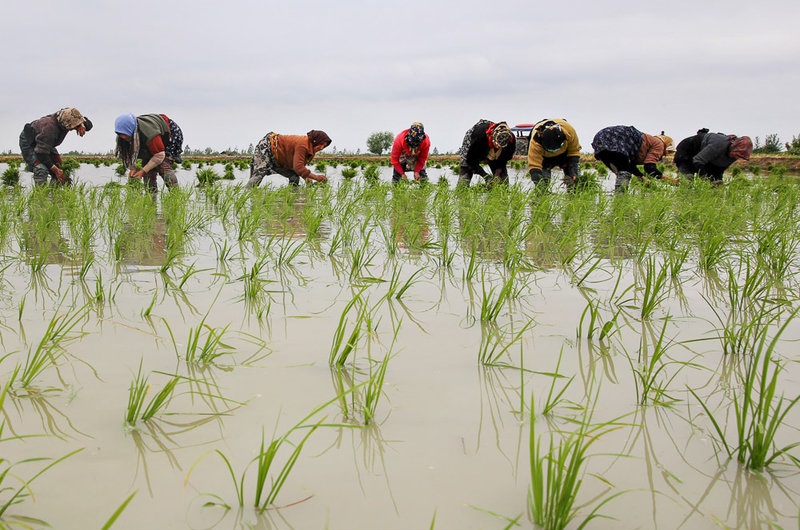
[19,107,93,186]
[591,126,673,192]
[247,130,331,187]
[673,129,753,184]
[115,113,184,191]
[391,122,430,183]
[527,118,581,189]
[458,120,516,186]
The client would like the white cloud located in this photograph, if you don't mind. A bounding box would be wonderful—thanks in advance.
[2,0,799,155]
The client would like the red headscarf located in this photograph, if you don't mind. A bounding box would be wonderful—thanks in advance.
[728,135,753,160]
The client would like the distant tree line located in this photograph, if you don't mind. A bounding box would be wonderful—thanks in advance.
[752,133,800,155]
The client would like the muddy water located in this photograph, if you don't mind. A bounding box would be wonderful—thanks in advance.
[1,164,799,529]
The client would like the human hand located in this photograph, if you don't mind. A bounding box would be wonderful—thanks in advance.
[413,172,421,182]
[52,166,64,182]
[129,169,144,179]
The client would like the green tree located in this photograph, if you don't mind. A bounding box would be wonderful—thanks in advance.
[785,135,800,155]
[366,131,394,155]
[753,134,782,154]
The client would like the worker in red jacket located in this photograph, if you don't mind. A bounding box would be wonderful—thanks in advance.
[391,122,430,183]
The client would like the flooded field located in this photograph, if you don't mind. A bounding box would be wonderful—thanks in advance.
[0,161,799,529]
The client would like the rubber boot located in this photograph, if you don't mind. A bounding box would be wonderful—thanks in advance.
[615,171,632,193]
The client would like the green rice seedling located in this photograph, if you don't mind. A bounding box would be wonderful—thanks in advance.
[477,320,532,366]
[187,399,337,513]
[1,165,19,186]
[196,167,221,186]
[125,360,180,426]
[363,164,380,183]
[479,270,516,322]
[638,254,670,320]
[462,244,479,284]
[341,167,357,179]
[275,237,306,267]
[141,291,158,319]
[212,237,236,263]
[384,265,424,301]
[665,246,689,280]
[14,303,89,392]
[329,291,368,366]
[0,448,83,525]
[166,315,235,367]
[528,393,623,530]
[347,237,377,281]
[100,491,137,530]
[705,263,785,356]
[159,241,184,274]
[239,255,271,302]
[577,299,619,342]
[628,319,682,406]
[236,206,263,241]
[165,300,266,367]
[364,352,392,425]
[690,307,800,469]
[249,421,321,511]
[769,166,787,179]
[535,348,576,417]
[60,157,80,178]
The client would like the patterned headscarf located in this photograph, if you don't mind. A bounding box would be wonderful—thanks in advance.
[56,107,86,130]
[307,130,332,148]
[492,122,513,148]
[728,135,753,160]
[537,123,566,151]
[406,122,426,148]
[656,135,673,151]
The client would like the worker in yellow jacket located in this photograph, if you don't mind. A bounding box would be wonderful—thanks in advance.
[527,118,581,189]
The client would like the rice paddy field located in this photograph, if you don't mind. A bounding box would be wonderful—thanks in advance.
[1,160,799,529]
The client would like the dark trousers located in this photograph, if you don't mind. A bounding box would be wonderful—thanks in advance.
[595,150,639,176]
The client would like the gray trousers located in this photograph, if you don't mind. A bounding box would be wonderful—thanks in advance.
[19,129,59,186]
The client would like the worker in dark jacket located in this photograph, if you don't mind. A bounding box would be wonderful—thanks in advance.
[19,107,92,186]
[114,113,184,190]
[458,120,515,185]
[527,118,581,189]
[674,129,753,183]
[591,126,673,192]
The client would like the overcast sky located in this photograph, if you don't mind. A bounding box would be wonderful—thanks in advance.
[2,0,799,155]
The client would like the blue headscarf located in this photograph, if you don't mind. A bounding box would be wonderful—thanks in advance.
[114,113,137,136]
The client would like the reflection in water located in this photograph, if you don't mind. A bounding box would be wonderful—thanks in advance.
[7,392,90,439]
[117,216,168,268]
[575,339,618,391]
[129,414,225,496]
[186,497,303,530]
[390,190,431,256]
[476,366,524,473]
